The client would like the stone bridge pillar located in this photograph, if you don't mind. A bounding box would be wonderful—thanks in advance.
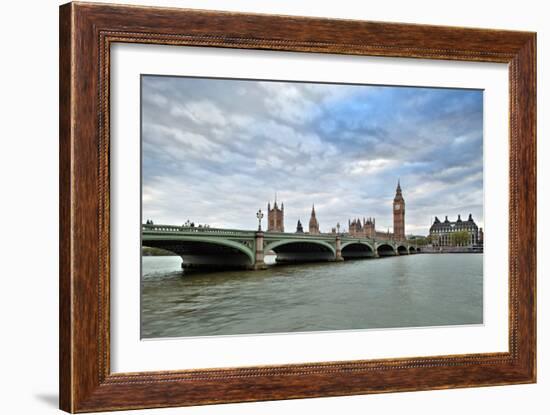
[335,235,344,261]
[254,231,267,270]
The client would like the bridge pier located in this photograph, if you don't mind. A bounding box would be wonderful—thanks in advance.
[396,245,409,255]
[253,231,267,270]
[335,235,344,261]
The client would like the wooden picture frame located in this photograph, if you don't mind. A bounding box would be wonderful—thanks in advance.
[59,2,536,412]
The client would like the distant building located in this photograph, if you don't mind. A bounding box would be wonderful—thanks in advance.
[349,217,376,238]
[393,180,406,240]
[429,214,481,246]
[267,197,284,232]
[308,205,320,234]
[346,180,406,241]
[264,181,407,239]
[330,223,341,234]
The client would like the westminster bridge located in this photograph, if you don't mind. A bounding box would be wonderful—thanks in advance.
[142,224,419,270]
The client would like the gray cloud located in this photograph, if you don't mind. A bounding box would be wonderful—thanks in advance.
[142,76,484,235]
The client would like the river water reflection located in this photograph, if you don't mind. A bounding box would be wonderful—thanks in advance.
[141,254,482,338]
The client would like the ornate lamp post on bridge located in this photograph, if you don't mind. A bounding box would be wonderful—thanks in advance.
[256,209,264,231]
[253,209,267,270]
[334,221,344,262]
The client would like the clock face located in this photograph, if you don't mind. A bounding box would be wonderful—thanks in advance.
[395,205,400,211]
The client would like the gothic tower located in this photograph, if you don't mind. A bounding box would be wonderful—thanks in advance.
[393,180,406,240]
[309,204,320,234]
[267,196,284,232]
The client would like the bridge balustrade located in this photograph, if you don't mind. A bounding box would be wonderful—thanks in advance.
[142,224,257,237]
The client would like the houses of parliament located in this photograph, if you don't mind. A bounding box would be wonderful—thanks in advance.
[266,181,406,241]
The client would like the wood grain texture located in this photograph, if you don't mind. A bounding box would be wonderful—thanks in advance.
[59,2,537,412]
[59,3,73,411]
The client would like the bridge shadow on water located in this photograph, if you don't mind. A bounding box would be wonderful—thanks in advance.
[180,254,393,278]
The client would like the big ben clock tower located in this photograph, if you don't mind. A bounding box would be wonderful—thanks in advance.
[393,180,406,241]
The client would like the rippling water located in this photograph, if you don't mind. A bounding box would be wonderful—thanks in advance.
[141,254,482,338]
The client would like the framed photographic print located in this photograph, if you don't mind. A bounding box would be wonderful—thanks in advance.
[59,2,536,412]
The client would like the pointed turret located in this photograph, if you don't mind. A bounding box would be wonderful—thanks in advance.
[309,204,320,234]
[267,195,284,232]
[394,179,404,201]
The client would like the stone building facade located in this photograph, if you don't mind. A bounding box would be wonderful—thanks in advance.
[267,199,284,232]
[429,214,481,246]
[348,217,376,238]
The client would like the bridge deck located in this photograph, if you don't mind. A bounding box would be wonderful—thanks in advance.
[141,224,418,270]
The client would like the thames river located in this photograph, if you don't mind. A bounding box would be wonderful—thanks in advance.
[141,254,482,338]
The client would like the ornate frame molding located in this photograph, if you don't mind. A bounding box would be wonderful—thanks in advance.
[60,2,536,412]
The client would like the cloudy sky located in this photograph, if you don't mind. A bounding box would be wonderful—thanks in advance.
[141,75,483,235]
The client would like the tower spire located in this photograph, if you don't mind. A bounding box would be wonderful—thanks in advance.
[393,179,405,241]
[309,204,320,234]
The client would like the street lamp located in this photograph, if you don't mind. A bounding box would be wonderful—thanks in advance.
[256,209,264,231]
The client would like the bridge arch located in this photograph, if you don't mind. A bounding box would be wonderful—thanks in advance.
[376,243,396,257]
[341,240,374,251]
[409,246,417,254]
[341,241,375,259]
[397,245,408,255]
[264,239,336,264]
[265,239,336,255]
[143,236,255,267]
